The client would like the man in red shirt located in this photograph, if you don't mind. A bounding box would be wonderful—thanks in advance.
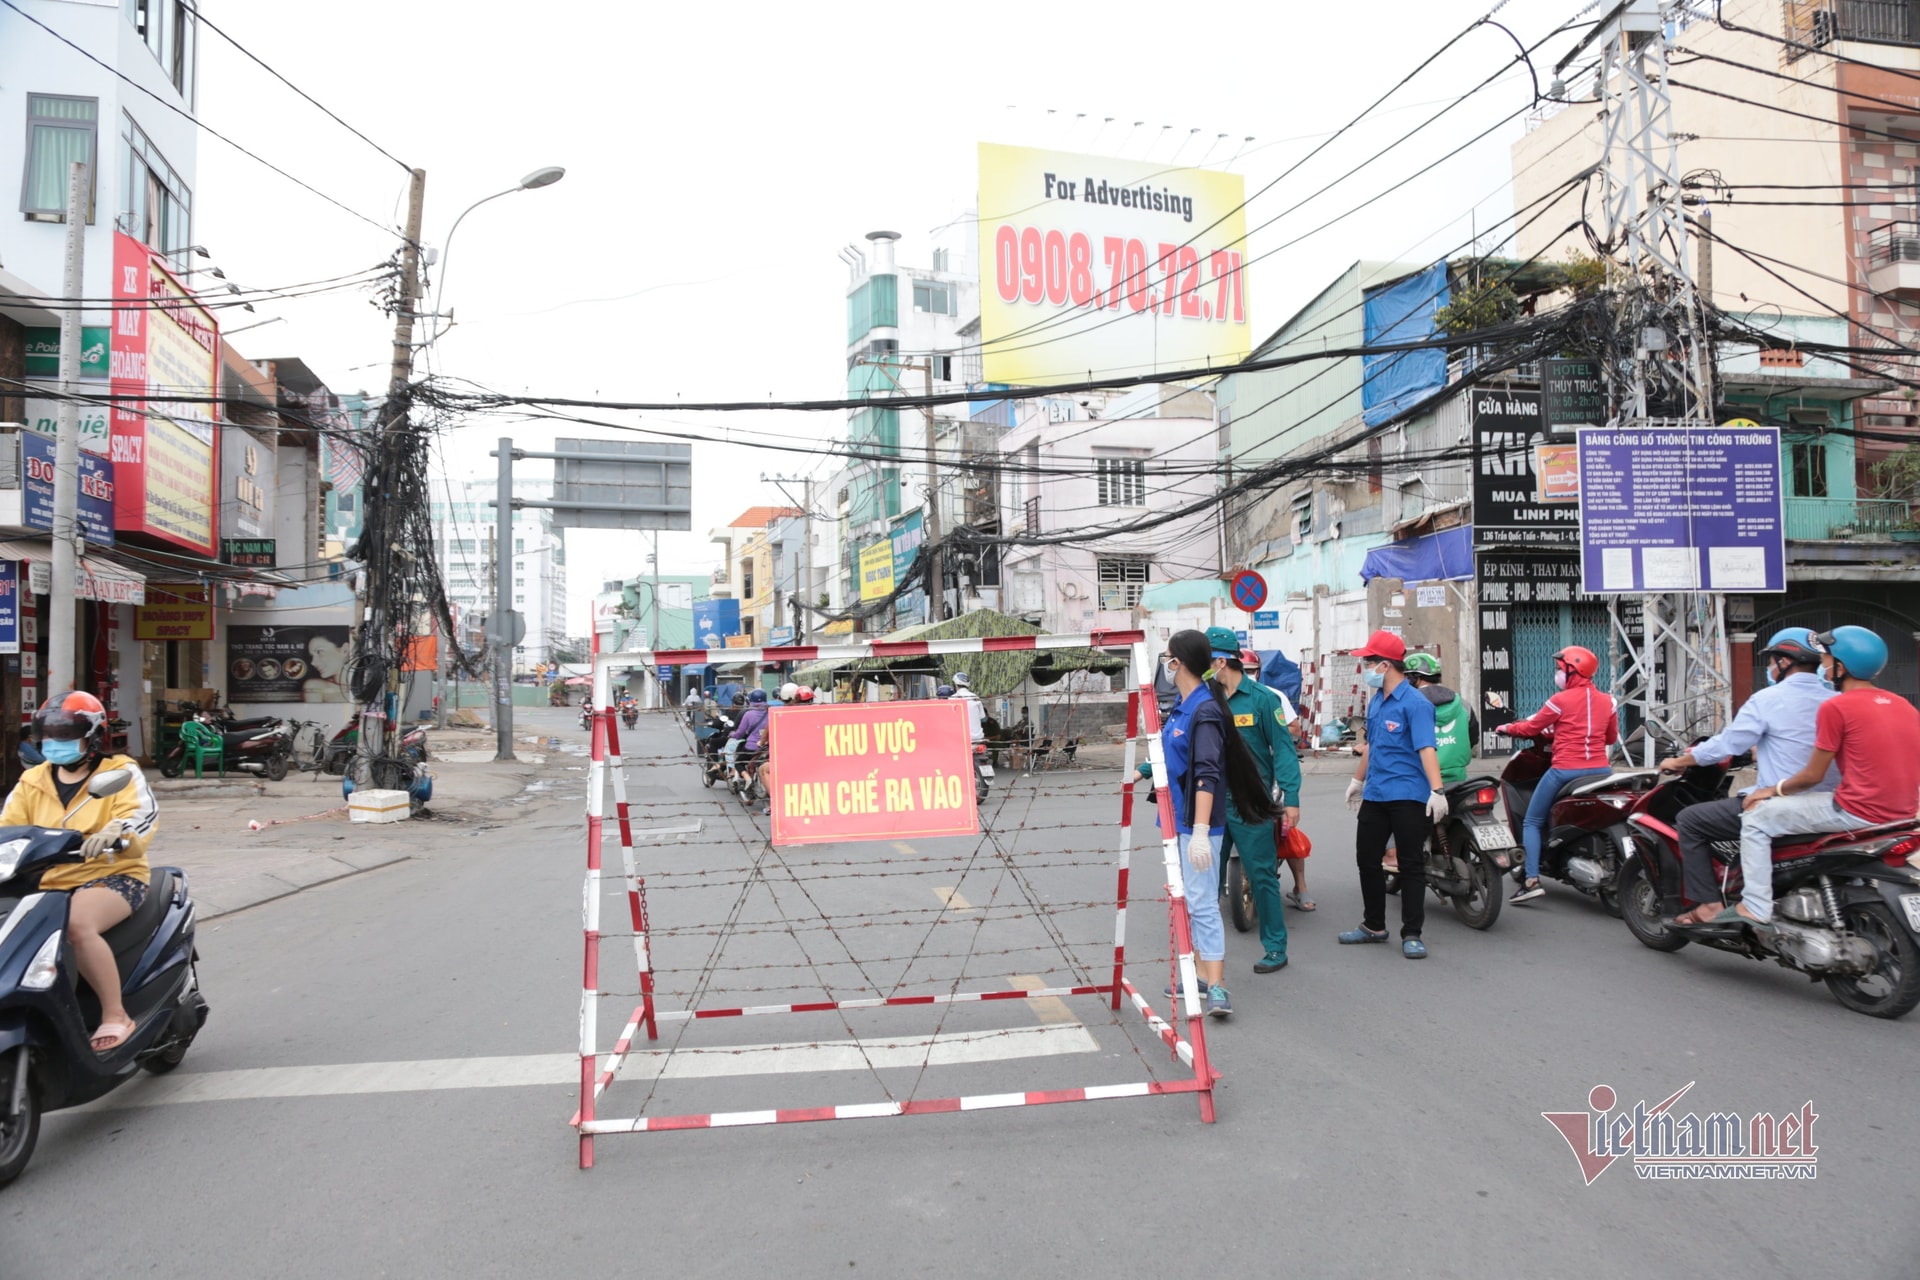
[1733,626,1920,925]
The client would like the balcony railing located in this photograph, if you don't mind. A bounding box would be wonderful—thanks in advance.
[1869,222,1920,267]
[1784,0,1920,59]
[1784,496,1911,539]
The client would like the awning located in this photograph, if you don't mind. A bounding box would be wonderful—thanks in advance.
[0,538,147,605]
[1358,525,1473,586]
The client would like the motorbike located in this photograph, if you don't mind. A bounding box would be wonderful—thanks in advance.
[729,746,768,808]
[1370,776,1520,931]
[580,705,595,732]
[973,743,993,804]
[0,769,209,1187]
[159,709,292,781]
[695,713,736,788]
[1497,732,1660,914]
[620,701,639,731]
[321,722,427,776]
[1618,767,1920,1019]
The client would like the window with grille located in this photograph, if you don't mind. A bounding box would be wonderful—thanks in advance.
[1096,457,1147,506]
[1096,557,1149,610]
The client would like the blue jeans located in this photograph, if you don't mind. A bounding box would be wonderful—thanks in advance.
[1523,766,1610,880]
[1178,831,1226,963]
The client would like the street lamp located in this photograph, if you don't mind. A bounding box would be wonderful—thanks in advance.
[427,166,567,344]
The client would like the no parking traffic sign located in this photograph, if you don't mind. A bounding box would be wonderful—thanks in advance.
[1230,569,1267,613]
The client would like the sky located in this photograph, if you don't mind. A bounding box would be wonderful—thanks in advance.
[182,0,1594,632]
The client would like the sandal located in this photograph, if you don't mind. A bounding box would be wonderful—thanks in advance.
[1284,892,1317,912]
[91,1017,136,1054]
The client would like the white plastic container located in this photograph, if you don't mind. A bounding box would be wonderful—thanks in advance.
[349,788,410,824]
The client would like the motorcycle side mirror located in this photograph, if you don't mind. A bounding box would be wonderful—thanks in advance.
[88,768,133,798]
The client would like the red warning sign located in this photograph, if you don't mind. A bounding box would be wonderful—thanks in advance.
[765,701,980,846]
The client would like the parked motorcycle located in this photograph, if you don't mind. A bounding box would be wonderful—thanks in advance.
[0,769,209,1187]
[973,742,993,804]
[321,722,427,776]
[1497,732,1659,914]
[1620,774,1920,1019]
[158,708,292,781]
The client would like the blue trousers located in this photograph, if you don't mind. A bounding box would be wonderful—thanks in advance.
[1523,765,1610,879]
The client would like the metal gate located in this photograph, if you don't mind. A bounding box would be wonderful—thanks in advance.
[1512,602,1615,717]
[1752,597,1920,710]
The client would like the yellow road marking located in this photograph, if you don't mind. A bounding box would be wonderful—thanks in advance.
[1011,973,1080,1026]
[933,886,976,911]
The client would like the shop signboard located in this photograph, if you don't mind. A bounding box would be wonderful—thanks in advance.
[23,326,110,380]
[109,231,219,556]
[20,431,115,545]
[222,538,276,567]
[858,540,895,602]
[1472,387,1578,548]
[1576,422,1785,594]
[134,582,212,641]
[694,598,741,648]
[0,560,18,655]
[225,624,352,703]
[976,143,1249,385]
[1541,357,1606,433]
[22,394,110,453]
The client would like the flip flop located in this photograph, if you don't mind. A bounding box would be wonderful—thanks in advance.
[1285,892,1317,912]
[91,1017,136,1053]
[1705,905,1775,932]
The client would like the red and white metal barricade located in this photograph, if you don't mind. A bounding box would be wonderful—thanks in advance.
[572,631,1218,1168]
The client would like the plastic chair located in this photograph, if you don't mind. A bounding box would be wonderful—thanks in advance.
[178,719,225,779]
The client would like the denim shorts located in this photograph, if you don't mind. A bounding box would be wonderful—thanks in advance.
[82,874,148,912]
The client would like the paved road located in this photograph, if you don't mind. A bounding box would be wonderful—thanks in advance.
[6,705,1917,1277]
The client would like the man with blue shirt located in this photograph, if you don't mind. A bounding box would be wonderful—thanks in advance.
[1340,630,1448,958]
[1657,627,1836,925]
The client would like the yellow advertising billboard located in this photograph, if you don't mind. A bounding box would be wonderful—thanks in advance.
[976,143,1250,386]
[858,541,895,602]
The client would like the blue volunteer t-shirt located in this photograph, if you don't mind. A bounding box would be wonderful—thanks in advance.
[1363,679,1438,804]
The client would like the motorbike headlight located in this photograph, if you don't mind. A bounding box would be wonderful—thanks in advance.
[0,838,30,883]
[21,929,62,990]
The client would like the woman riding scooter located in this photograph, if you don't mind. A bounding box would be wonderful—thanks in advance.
[1492,645,1619,905]
[0,692,160,1052]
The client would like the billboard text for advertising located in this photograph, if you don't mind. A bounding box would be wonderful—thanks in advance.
[0,560,18,656]
[859,540,895,602]
[134,583,212,641]
[110,231,218,555]
[21,432,115,545]
[226,624,352,703]
[976,143,1249,386]
[767,701,979,846]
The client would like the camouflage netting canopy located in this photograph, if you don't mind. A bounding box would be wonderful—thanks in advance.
[788,609,1127,698]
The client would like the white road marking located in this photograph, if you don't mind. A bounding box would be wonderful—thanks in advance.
[75,1024,1100,1112]
[933,886,977,911]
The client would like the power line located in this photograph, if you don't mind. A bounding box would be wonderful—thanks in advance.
[0,0,402,242]
[177,0,411,172]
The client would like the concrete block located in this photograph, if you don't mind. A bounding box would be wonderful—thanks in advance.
[350,789,410,823]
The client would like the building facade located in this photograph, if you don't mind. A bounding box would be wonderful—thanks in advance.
[432,477,567,672]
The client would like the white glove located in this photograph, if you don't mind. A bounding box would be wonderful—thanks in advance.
[1187,830,1216,874]
[81,819,131,862]
[1425,790,1450,826]
[1345,777,1364,811]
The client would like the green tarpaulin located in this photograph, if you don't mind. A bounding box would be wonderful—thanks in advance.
[789,609,1125,698]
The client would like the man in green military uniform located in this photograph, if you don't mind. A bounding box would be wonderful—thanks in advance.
[1404,652,1472,785]
[1204,626,1303,974]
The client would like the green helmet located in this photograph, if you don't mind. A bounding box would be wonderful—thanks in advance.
[1404,651,1442,679]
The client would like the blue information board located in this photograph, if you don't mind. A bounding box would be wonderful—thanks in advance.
[1252,609,1279,630]
[0,559,17,656]
[1576,423,1785,595]
[21,433,114,546]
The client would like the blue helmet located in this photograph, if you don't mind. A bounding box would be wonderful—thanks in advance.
[1759,627,1820,666]
[936,684,954,699]
[1813,625,1889,681]
[747,689,768,704]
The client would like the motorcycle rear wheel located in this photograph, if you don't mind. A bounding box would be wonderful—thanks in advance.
[1447,829,1503,931]
[264,747,290,783]
[159,751,184,779]
[1620,859,1689,953]
[1225,856,1255,933]
[0,1057,38,1189]
[1826,900,1920,1020]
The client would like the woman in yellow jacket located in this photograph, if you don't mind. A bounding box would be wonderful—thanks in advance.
[1,692,159,1052]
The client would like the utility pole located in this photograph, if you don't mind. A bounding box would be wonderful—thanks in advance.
[362,166,428,774]
[494,436,517,761]
[764,472,814,641]
[917,360,943,623]
[485,525,496,729]
[46,161,87,697]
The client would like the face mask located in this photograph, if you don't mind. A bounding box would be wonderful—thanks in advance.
[1820,666,1836,691]
[1163,661,1179,681]
[41,739,83,766]
[1765,662,1780,686]
[1362,667,1386,690]
[1553,670,1568,690]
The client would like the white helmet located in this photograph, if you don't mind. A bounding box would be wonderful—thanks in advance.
[779,682,799,701]
[952,672,971,688]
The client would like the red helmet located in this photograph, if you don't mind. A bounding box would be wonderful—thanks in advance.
[796,687,816,703]
[1555,646,1600,679]
[32,690,109,756]
[1239,649,1260,670]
